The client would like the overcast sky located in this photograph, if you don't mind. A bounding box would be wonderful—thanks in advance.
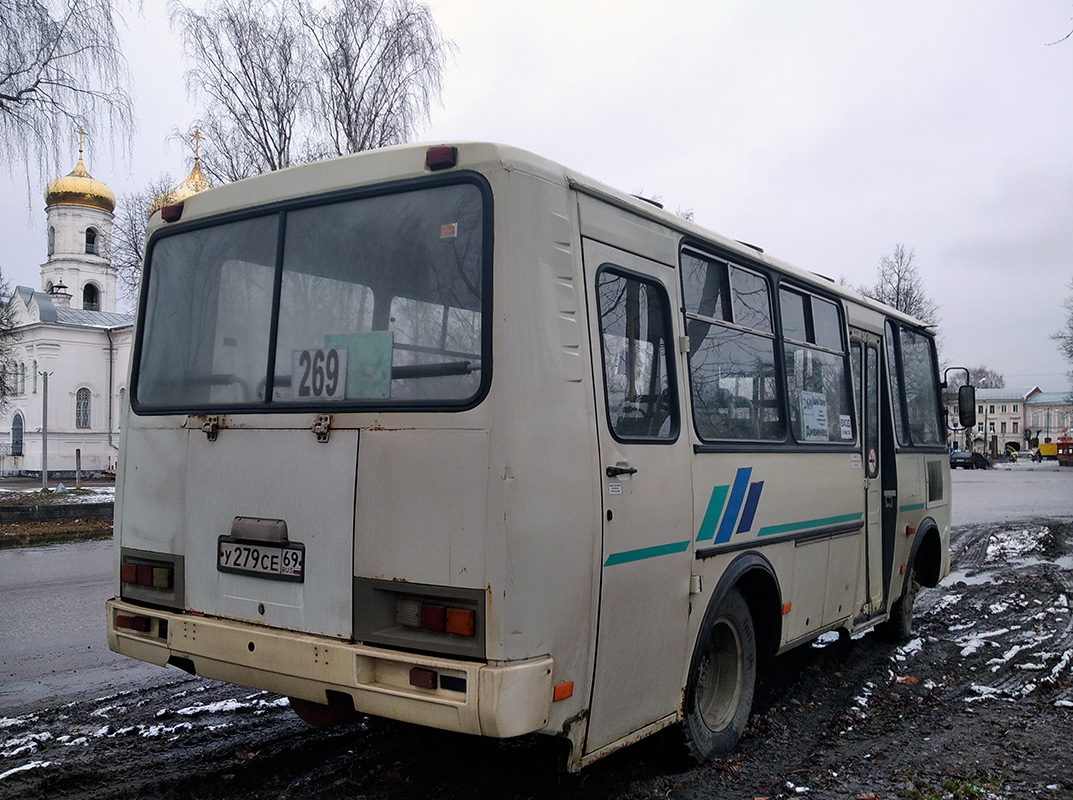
[2,0,1071,391]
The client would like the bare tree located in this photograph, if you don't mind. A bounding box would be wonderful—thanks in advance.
[301,0,452,157]
[945,366,1004,392]
[1053,278,1073,393]
[0,0,133,186]
[173,0,452,182]
[970,365,1005,389]
[112,173,177,305]
[0,268,18,408]
[860,244,940,326]
[172,0,311,183]
[965,366,1005,389]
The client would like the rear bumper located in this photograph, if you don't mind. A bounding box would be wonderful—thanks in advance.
[106,598,553,738]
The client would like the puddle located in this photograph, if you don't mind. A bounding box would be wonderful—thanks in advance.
[948,554,1073,586]
[1016,554,1073,571]
[944,569,999,586]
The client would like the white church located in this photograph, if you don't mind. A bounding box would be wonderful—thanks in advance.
[1,141,209,477]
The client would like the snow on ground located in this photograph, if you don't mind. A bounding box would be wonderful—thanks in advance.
[0,485,115,503]
[985,526,1049,561]
[0,683,290,784]
[0,760,52,781]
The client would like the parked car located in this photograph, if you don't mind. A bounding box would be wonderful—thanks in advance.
[950,450,990,470]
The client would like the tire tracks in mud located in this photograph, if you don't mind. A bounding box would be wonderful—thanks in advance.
[932,520,1073,707]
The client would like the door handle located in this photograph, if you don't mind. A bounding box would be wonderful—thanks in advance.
[606,465,638,478]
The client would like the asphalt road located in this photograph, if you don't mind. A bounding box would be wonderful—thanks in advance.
[951,460,1073,527]
[0,540,165,715]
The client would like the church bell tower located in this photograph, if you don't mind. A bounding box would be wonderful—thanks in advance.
[41,128,118,313]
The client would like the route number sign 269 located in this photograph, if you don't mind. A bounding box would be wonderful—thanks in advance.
[293,347,348,400]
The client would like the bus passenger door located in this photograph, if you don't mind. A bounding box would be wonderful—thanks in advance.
[581,238,693,756]
[851,334,884,612]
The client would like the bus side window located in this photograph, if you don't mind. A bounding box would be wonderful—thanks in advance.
[780,289,854,444]
[680,251,783,442]
[595,268,678,441]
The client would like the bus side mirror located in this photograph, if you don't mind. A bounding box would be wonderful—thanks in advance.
[958,385,976,429]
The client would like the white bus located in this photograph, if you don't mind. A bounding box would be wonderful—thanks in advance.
[107,142,974,771]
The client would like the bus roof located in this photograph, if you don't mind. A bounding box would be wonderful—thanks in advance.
[148,141,933,332]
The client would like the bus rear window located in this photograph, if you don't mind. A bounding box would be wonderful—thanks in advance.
[133,181,488,412]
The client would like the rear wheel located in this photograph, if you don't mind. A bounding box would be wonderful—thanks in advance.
[672,588,756,765]
[877,573,920,642]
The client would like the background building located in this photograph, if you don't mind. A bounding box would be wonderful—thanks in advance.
[1026,391,1073,446]
[1,146,133,477]
[972,387,1038,456]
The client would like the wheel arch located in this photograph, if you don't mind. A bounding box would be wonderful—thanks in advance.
[687,551,782,716]
[908,516,943,589]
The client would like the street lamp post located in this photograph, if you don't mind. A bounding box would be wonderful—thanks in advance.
[39,370,52,489]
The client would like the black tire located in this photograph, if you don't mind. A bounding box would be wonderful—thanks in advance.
[877,573,919,642]
[671,588,756,765]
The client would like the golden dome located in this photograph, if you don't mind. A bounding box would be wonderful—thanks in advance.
[45,153,116,213]
[148,159,213,217]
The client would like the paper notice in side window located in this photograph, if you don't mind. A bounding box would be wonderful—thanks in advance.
[440,222,458,238]
[801,391,830,442]
[840,414,853,440]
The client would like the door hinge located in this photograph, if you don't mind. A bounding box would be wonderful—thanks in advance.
[678,335,691,354]
[202,415,220,442]
[312,414,332,443]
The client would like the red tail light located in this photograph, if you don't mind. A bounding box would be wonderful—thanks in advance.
[410,668,437,690]
[396,599,476,637]
[420,604,446,632]
[122,561,173,589]
[116,614,152,632]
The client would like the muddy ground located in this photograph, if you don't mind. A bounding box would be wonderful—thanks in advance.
[2,519,1071,800]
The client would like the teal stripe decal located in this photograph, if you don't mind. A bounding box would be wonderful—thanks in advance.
[604,540,691,567]
[900,502,926,512]
[758,512,864,538]
[696,484,730,541]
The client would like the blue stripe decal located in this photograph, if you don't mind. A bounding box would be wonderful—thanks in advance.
[758,512,864,538]
[604,540,691,567]
[714,468,752,544]
[736,481,765,534]
[696,484,730,542]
